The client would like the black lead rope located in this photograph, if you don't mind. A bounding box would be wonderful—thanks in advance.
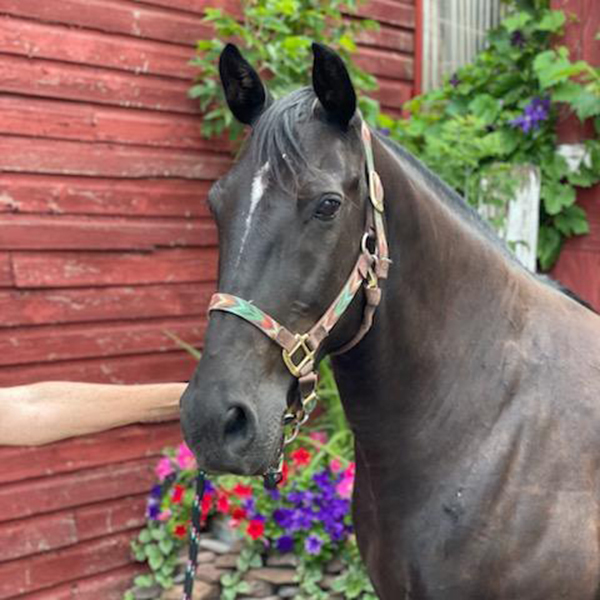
[182,470,280,600]
[182,471,206,600]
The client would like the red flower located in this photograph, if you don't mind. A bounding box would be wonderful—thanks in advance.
[231,507,247,520]
[171,484,185,504]
[281,461,290,485]
[246,519,265,540]
[291,447,311,467]
[217,492,230,514]
[233,483,253,498]
[173,524,187,538]
[201,491,214,513]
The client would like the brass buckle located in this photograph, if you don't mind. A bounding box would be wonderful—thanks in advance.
[282,334,315,378]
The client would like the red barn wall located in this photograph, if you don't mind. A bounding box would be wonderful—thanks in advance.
[0,1,416,597]
[550,0,600,310]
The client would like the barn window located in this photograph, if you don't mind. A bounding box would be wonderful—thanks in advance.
[419,0,505,92]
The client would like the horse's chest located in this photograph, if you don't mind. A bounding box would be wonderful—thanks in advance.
[354,473,600,600]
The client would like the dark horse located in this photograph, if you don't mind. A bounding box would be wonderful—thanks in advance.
[181,43,600,599]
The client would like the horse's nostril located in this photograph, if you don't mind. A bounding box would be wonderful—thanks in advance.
[224,405,249,441]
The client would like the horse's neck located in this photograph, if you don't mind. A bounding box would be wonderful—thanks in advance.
[333,136,536,471]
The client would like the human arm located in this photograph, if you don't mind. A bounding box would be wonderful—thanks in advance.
[0,381,185,446]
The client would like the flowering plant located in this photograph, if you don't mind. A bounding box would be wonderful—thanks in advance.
[128,362,375,599]
[383,1,600,270]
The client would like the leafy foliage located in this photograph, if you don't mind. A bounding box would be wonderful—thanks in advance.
[189,0,380,140]
[385,2,600,269]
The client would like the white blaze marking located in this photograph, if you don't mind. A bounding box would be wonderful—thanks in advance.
[235,161,270,267]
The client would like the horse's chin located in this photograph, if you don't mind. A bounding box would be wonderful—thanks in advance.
[190,424,285,478]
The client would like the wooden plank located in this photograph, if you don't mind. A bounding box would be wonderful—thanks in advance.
[0,96,230,152]
[132,0,242,18]
[12,247,218,288]
[0,316,207,366]
[0,530,139,598]
[0,349,199,386]
[356,47,413,80]
[0,175,213,218]
[0,252,11,287]
[355,24,414,53]
[0,494,148,561]
[75,494,147,542]
[21,564,145,600]
[0,54,199,115]
[0,512,78,562]
[0,15,196,80]
[0,135,229,179]
[0,422,182,484]
[0,214,216,250]
[357,0,415,28]
[0,283,213,327]
[0,0,213,46]
[0,458,157,522]
[372,78,414,110]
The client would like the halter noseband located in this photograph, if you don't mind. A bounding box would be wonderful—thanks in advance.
[207,120,389,483]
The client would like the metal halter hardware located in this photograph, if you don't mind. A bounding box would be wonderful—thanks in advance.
[207,120,390,480]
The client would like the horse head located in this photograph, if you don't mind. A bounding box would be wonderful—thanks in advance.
[180,43,375,475]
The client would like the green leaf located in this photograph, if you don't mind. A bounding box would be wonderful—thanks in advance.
[553,205,589,236]
[138,529,152,544]
[148,553,165,571]
[536,10,566,32]
[502,11,531,33]
[537,225,563,271]
[159,538,174,555]
[151,528,166,541]
[543,182,576,215]
[571,91,600,120]
[134,574,155,588]
[551,81,584,104]
[469,94,500,124]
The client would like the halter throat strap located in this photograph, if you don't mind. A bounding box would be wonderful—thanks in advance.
[207,120,389,449]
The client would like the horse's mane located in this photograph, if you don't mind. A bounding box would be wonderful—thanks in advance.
[377,133,597,315]
[249,87,596,315]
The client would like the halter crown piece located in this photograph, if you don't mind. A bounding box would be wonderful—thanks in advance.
[182,120,389,600]
[208,119,389,480]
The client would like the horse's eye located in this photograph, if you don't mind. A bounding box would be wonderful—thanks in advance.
[314,196,342,220]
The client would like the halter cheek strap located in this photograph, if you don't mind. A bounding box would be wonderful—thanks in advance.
[207,120,389,467]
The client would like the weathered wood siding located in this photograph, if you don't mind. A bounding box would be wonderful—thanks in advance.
[550,0,600,311]
[0,1,416,597]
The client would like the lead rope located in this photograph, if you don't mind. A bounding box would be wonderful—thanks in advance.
[182,470,206,600]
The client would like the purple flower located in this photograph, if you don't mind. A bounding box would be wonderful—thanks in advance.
[377,127,391,137]
[150,484,162,499]
[204,479,215,494]
[510,96,551,133]
[274,508,294,529]
[510,30,526,48]
[276,535,294,553]
[449,73,460,87]
[146,502,160,520]
[305,534,323,555]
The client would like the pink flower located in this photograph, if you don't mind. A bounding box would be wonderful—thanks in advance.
[336,476,354,499]
[158,510,171,521]
[176,443,196,470]
[344,462,356,479]
[309,431,328,445]
[329,458,343,473]
[155,457,174,482]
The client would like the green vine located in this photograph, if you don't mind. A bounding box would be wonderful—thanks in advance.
[189,0,380,141]
[382,2,600,269]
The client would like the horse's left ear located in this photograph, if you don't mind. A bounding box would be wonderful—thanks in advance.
[311,42,357,128]
[219,43,271,126]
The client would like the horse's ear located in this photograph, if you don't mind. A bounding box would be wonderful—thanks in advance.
[311,42,357,128]
[219,43,271,126]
